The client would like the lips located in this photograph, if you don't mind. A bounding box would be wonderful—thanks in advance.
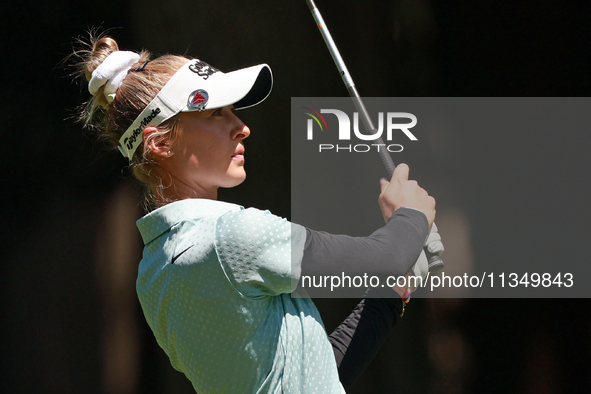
[231,144,245,160]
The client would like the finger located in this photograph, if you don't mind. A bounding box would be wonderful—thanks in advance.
[392,163,409,182]
[379,178,389,193]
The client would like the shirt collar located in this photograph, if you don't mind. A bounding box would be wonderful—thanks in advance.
[136,199,243,245]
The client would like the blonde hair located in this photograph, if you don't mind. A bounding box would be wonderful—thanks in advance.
[71,32,189,208]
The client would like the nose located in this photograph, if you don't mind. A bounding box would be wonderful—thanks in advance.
[238,124,251,139]
[231,112,250,140]
[233,123,250,140]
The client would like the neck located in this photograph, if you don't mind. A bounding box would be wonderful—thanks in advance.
[152,171,218,203]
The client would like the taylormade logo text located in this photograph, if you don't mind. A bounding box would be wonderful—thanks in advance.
[304,108,417,153]
[124,108,161,150]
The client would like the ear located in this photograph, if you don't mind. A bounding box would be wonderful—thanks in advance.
[143,126,171,158]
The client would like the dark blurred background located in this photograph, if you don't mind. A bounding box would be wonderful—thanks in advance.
[2,0,590,393]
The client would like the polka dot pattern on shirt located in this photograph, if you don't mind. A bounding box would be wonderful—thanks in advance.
[135,199,346,393]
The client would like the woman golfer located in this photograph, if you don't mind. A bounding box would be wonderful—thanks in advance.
[74,34,437,393]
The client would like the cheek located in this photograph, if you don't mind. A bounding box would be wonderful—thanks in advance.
[178,135,217,165]
[187,147,232,177]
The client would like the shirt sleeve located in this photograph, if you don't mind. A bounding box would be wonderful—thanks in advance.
[214,208,307,299]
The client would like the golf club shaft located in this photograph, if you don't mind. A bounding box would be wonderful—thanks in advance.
[305,0,395,176]
[305,0,444,272]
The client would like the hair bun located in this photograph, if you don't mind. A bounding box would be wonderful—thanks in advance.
[89,51,141,103]
[83,36,120,82]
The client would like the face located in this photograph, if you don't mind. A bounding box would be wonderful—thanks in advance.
[164,105,251,198]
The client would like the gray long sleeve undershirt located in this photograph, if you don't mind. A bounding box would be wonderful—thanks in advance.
[300,207,429,390]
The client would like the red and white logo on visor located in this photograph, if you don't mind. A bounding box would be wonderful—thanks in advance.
[188,89,209,111]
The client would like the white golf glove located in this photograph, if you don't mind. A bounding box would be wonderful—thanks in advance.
[410,223,444,291]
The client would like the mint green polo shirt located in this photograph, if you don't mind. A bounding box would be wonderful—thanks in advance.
[136,199,346,393]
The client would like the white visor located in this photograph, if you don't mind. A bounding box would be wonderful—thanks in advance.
[118,59,273,160]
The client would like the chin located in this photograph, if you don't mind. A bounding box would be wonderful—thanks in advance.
[220,171,247,189]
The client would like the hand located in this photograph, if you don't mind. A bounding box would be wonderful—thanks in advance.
[378,163,436,227]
